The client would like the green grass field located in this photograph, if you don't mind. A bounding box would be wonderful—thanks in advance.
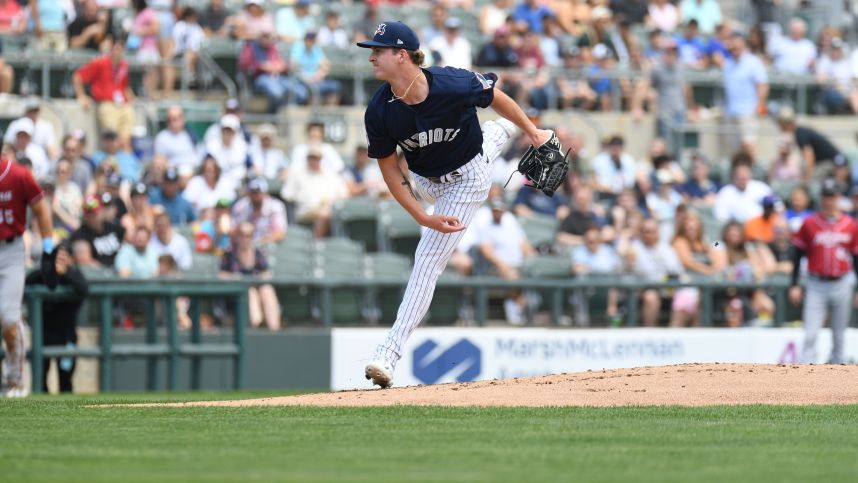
[2,393,856,483]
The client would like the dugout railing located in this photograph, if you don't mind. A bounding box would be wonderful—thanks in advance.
[13,274,816,393]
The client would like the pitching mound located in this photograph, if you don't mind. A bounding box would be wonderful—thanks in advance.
[144,363,858,408]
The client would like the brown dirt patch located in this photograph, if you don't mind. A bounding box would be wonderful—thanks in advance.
[140,364,858,408]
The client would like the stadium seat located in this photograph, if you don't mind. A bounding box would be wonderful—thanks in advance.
[378,201,422,257]
[424,269,463,326]
[332,197,379,252]
[519,215,558,249]
[363,253,411,324]
[187,253,220,278]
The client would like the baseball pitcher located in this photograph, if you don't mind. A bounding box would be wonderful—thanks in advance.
[357,21,566,387]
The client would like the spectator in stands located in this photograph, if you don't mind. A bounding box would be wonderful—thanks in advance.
[129,0,165,99]
[289,122,344,174]
[745,195,784,243]
[476,25,519,69]
[627,218,696,327]
[154,105,199,179]
[233,177,287,244]
[679,153,718,206]
[556,186,611,247]
[768,18,816,74]
[586,43,615,111]
[0,0,24,35]
[679,0,721,36]
[74,36,136,151]
[98,172,127,221]
[234,0,274,40]
[831,156,853,195]
[647,39,691,138]
[251,124,288,182]
[149,212,192,270]
[70,195,126,267]
[539,16,563,68]
[30,0,72,53]
[722,32,769,157]
[571,225,622,325]
[317,11,348,49]
[200,0,232,37]
[121,182,156,242]
[815,37,858,114]
[714,155,772,223]
[173,7,205,85]
[115,225,159,278]
[647,169,683,241]
[672,207,726,280]
[721,221,775,326]
[591,135,637,202]
[577,7,617,57]
[4,100,58,161]
[421,3,448,46]
[182,155,236,215]
[203,98,256,147]
[61,135,94,196]
[92,130,141,183]
[351,2,380,44]
[647,0,679,33]
[275,0,315,43]
[52,159,83,235]
[512,179,569,220]
[149,168,196,225]
[768,137,802,183]
[513,0,554,35]
[344,145,387,198]
[219,221,280,330]
[240,30,307,112]
[776,106,844,181]
[705,22,732,68]
[557,47,598,110]
[476,198,536,325]
[675,20,707,70]
[67,0,108,50]
[785,184,813,232]
[205,114,251,186]
[71,239,101,268]
[26,242,88,394]
[757,216,794,276]
[195,198,233,255]
[9,118,50,181]
[281,149,346,239]
[429,17,472,70]
[290,31,341,106]
[611,187,645,247]
[611,0,647,25]
[479,0,512,35]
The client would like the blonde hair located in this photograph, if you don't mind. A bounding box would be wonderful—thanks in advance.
[408,50,425,66]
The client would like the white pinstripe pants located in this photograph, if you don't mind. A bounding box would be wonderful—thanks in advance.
[374,120,513,364]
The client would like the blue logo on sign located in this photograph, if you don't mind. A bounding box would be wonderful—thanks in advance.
[413,339,481,384]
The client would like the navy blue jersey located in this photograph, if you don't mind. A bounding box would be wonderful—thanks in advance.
[364,66,497,178]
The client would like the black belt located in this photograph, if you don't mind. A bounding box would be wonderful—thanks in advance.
[810,274,845,281]
[424,149,483,184]
[2,236,17,245]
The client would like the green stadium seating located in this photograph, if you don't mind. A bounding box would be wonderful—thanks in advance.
[363,253,411,324]
[378,200,422,257]
[424,269,463,325]
[519,215,558,248]
[333,197,379,252]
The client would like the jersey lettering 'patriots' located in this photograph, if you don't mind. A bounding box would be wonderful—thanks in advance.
[398,128,461,151]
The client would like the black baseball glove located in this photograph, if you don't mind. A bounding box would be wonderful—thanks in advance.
[40,247,59,291]
[516,132,570,197]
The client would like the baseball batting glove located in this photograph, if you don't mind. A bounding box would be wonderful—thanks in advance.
[515,132,570,197]
[41,238,59,291]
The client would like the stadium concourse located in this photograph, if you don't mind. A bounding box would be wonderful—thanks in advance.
[3,1,858,395]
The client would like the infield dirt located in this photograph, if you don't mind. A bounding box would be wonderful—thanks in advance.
[146,363,858,408]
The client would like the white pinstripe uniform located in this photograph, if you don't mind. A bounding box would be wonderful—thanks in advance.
[372,119,516,366]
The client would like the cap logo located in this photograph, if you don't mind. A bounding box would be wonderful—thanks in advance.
[375,23,386,36]
[397,39,403,45]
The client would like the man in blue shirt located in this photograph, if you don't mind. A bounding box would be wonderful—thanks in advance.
[512,0,554,35]
[149,169,196,226]
[91,130,141,183]
[722,32,768,157]
[357,21,553,388]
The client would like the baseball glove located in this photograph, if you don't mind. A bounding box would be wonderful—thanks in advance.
[516,132,570,197]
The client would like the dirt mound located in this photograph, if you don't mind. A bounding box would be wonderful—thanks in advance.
[141,364,858,408]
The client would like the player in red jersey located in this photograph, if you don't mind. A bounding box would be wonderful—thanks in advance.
[789,178,858,364]
[0,154,55,397]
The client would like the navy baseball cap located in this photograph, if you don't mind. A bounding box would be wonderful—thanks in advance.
[356,21,420,51]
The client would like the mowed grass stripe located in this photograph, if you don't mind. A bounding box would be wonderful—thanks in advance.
[1,399,856,483]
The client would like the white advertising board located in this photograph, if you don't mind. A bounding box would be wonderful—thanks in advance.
[330,328,858,390]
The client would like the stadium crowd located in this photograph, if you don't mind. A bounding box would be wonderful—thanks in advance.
[4,0,858,330]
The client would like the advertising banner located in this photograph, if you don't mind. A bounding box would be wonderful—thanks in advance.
[330,328,858,390]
